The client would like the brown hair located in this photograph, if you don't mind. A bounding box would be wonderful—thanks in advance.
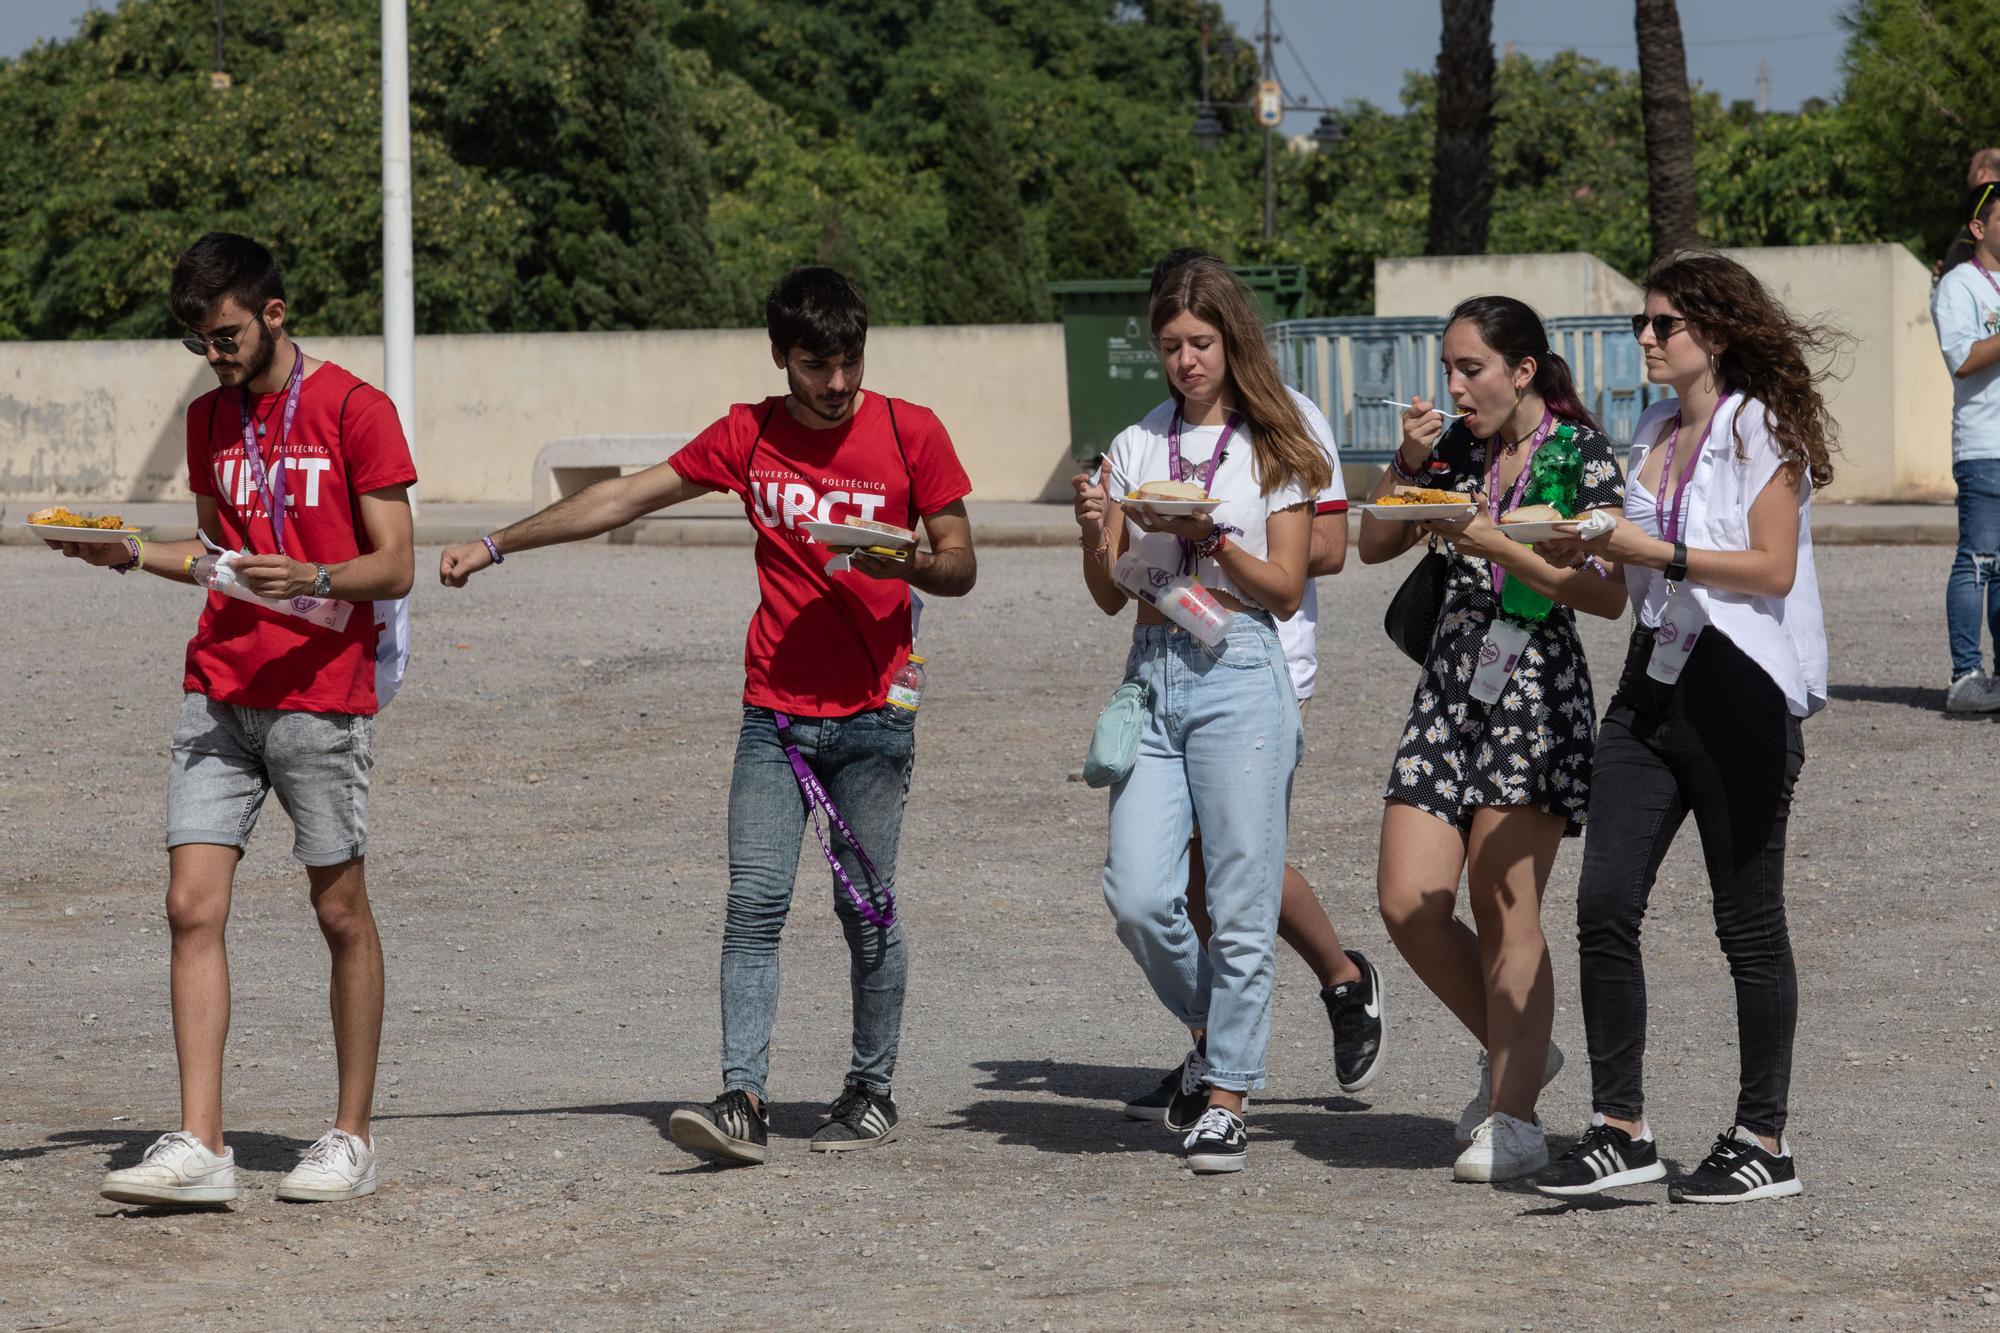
[1643,252,1843,491]
[1149,260,1332,498]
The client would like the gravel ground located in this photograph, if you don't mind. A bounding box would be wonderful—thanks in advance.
[2,543,1996,1332]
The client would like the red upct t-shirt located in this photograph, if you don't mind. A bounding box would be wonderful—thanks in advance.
[183,361,418,715]
[669,392,972,717]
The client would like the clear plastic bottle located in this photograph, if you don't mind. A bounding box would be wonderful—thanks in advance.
[886,654,926,713]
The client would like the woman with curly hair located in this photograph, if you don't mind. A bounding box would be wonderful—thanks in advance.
[1530,252,1836,1205]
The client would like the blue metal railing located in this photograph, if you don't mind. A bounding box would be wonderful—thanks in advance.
[1275,315,1660,462]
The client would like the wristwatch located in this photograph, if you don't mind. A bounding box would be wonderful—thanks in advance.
[312,564,333,598]
[1663,541,1689,585]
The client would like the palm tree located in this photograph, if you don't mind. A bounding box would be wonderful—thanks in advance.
[1636,0,1699,265]
[1427,0,1496,256]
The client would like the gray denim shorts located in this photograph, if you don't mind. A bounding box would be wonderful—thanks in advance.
[166,693,374,866]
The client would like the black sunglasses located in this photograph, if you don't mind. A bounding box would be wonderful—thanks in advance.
[1629,313,1688,343]
[180,326,247,356]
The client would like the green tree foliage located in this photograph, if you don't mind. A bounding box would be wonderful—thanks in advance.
[1838,0,2000,257]
[0,0,1957,336]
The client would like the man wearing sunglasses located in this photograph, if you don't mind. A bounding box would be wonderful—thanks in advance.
[1932,182,2000,713]
[49,231,417,1204]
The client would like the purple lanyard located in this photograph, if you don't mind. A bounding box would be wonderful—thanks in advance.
[1166,409,1239,574]
[1975,261,2000,301]
[1483,407,1553,598]
[770,712,896,930]
[1657,391,1734,546]
[235,348,307,558]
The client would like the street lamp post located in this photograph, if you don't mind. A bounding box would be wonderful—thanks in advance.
[1193,0,1343,240]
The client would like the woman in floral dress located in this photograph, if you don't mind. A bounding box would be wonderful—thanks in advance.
[1358,295,1627,1182]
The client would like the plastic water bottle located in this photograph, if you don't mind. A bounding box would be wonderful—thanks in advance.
[887,654,926,713]
[1112,551,1234,647]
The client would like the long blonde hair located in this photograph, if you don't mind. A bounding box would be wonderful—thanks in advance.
[1149,260,1331,498]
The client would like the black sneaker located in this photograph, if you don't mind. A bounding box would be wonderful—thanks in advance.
[809,1082,900,1152]
[1531,1118,1666,1197]
[1182,1105,1248,1174]
[668,1089,769,1165]
[1322,949,1387,1093]
[1670,1126,1802,1204]
[1121,1067,1179,1122]
[1163,1043,1213,1134]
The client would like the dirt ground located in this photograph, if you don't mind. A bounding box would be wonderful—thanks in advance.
[2,542,1996,1331]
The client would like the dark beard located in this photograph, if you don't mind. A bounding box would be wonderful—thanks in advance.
[786,367,856,423]
[239,317,279,386]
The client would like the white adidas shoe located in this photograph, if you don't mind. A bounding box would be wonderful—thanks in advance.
[1455,1041,1566,1146]
[275,1129,378,1202]
[1454,1112,1550,1182]
[99,1131,240,1206]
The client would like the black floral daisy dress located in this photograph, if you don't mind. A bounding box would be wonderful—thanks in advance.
[1381,419,1626,837]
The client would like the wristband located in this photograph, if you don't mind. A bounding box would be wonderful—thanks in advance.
[481,535,505,565]
[111,536,142,575]
[1389,450,1424,484]
[1664,540,1689,585]
[1193,528,1228,561]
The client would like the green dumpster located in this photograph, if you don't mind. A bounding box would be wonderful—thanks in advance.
[1050,265,1311,463]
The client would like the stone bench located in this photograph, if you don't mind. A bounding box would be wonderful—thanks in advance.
[531,434,696,509]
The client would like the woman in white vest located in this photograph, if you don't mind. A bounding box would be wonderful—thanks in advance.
[1529,252,1836,1205]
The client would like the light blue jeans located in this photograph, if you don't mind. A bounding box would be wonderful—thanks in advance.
[1100,613,1302,1092]
[1948,458,2000,677]
[721,705,915,1103]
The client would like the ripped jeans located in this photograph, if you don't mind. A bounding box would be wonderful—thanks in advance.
[1948,458,2000,678]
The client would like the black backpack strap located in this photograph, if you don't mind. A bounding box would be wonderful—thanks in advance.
[883,397,918,528]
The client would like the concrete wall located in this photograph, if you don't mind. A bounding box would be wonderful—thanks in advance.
[1370,244,1952,503]
[0,323,1076,507]
[1375,252,1643,319]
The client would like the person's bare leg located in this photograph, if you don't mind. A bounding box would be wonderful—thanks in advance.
[1464,807,1565,1123]
[167,844,239,1153]
[308,858,384,1144]
[1375,801,1484,1038]
[1190,843,1359,988]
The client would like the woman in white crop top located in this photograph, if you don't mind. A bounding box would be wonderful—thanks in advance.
[1069,258,1330,1177]
[1529,251,1840,1205]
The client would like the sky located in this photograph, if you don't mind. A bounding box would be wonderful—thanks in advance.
[4,0,1851,118]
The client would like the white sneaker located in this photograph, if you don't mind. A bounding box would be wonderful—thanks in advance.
[1945,671,2000,714]
[1454,1112,1550,1182]
[1455,1041,1565,1146]
[99,1131,240,1205]
[275,1129,378,1202]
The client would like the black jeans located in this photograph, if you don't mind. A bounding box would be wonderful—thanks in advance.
[1576,625,1806,1136]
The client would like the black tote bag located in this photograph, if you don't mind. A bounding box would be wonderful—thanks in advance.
[1382,537,1449,664]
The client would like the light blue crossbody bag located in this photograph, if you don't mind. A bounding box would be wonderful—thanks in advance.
[1083,640,1161,788]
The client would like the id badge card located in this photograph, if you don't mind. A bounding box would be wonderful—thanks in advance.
[1646,585,1707,684]
[1469,619,1532,705]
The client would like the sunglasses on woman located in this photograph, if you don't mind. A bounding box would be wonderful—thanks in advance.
[1629,313,1688,344]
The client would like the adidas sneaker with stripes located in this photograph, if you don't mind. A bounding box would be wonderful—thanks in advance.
[1670,1127,1801,1203]
[1531,1118,1665,1197]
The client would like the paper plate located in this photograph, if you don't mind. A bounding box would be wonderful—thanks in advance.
[1121,496,1222,516]
[1358,502,1475,522]
[802,520,917,550]
[22,523,140,544]
[1498,519,1578,543]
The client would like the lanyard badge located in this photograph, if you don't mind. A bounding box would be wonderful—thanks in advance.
[1165,410,1239,575]
[1646,394,1732,684]
[1468,409,1553,707]
[235,348,308,558]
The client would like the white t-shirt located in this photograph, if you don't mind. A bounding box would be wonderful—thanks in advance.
[1931,260,2000,462]
[1108,389,1344,698]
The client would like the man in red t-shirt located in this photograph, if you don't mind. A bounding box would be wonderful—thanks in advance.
[441,267,976,1164]
[49,233,416,1207]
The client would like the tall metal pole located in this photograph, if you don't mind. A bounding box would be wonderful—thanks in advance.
[380,0,416,455]
[1261,0,1276,240]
